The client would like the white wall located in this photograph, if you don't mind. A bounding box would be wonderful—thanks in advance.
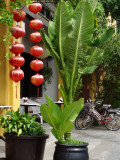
[28,59,58,114]
[43,59,58,101]
[35,58,58,104]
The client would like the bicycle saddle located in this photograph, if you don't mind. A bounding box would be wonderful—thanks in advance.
[101,106,109,110]
[107,109,118,114]
[103,104,111,107]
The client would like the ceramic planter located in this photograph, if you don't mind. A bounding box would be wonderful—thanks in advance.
[4,134,49,160]
[54,142,89,160]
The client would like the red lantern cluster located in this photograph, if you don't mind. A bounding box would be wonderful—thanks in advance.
[28,3,44,98]
[9,9,26,98]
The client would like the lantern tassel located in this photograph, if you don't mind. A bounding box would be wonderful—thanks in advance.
[16,85,17,98]
[37,86,39,99]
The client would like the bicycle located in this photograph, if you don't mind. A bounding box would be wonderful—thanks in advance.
[75,99,120,131]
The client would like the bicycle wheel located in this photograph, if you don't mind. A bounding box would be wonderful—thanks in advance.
[105,113,120,131]
[75,114,93,130]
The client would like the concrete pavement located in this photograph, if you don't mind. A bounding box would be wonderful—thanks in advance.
[0,123,120,160]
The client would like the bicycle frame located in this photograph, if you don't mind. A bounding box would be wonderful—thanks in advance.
[88,107,113,124]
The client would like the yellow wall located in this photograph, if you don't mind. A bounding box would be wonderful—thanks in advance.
[89,72,97,100]
[0,0,20,136]
[58,73,62,101]
[58,72,97,103]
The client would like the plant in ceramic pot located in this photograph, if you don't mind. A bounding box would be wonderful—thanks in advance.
[0,109,48,160]
[40,0,114,159]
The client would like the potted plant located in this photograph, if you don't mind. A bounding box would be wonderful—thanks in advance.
[0,109,49,160]
[40,0,114,160]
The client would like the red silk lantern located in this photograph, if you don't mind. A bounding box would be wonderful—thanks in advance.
[10,69,24,82]
[10,25,25,38]
[28,3,42,14]
[31,73,44,86]
[13,10,26,22]
[9,56,25,68]
[30,59,43,71]
[29,19,43,30]
[29,31,42,43]
[10,42,25,55]
[30,45,43,57]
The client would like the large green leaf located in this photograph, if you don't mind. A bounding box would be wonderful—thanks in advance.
[40,29,62,74]
[51,128,59,139]
[54,1,72,69]
[40,29,59,59]
[71,1,94,45]
[92,28,115,48]
[45,95,61,123]
[58,121,74,139]
[40,104,59,138]
[77,46,103,74]
[59,85,68,107]
[48,21,55,42]
[64,1,94,101]
[65,1,74,18]
[59,98,84,122]
[89,0,98,13]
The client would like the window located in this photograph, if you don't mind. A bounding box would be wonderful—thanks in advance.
[40,5,45,15]
[46,8,50,19]
[20,53,42,98]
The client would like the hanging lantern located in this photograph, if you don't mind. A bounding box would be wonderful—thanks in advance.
[29,31,42,43]
[9,56,25,68]
[31,73,44,98]
[29,2,44,98]
[10,42,25,55]
[13,10,26,22]
[30,59,43,71]
[31,73,44,86]
[10,25,25,38]
[28,3,42,14]
[10,69,24,98]
[30,45,43,57]
[10,69,24,82]
[9,6,26,99]
[29,19,43,30]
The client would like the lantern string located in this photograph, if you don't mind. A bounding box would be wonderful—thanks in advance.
[37,86,39,99]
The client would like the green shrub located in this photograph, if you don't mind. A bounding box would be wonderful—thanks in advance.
[0,109,45,136]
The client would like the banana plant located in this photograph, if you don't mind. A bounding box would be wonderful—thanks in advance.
[41,0,94,104]
[40,0,114,141]
[41,95,84,141]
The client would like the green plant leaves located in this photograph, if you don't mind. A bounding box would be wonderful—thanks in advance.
[0,109,45,136]
[92,28,115,47]
[40,0,104,104]
[55,1,72,68]
[59,98,84,122]
[40,95,84,140]
[40,0,114,141]
[48,21,55,42]
[89,0,98,13]
[40,29,59,59]
[58,121,74,139]
[40,96,61,139]
[71,1,94,45]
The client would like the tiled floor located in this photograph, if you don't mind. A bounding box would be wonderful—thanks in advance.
[0,139,5,158]
[0,124,120,160]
